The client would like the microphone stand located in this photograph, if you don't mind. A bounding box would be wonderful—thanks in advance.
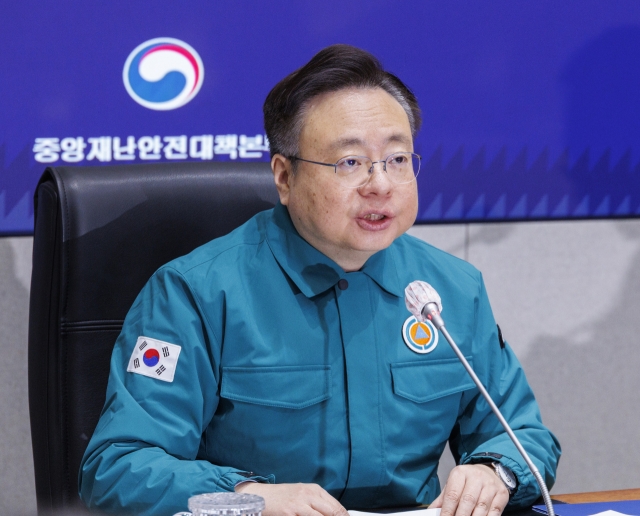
[424,305,555,516]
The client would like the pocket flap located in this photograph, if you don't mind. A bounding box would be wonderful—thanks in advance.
[221,365,331,409]
[391,357,475,403]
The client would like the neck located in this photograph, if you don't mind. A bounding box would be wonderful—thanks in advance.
[288,219,373,272]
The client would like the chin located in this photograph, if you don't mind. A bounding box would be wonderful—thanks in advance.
[353,234,397,254]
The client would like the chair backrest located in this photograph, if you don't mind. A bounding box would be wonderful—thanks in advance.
[28,161,277,512]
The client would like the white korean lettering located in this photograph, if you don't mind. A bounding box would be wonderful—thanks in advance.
[189,135,214,160]
[214,134,238,160]
[33,138,61,163]
[86,137,113,162]
[163,135,188,159]
[138,136,162,160]
[113,136,136,161]
[60,137,87,163]
[238,134,270,159]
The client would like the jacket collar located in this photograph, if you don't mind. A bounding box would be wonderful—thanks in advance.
[265,203,402,299]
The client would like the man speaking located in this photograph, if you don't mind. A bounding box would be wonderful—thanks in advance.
[79,44,560,516]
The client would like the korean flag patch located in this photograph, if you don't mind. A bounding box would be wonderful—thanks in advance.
[127,336,182,383]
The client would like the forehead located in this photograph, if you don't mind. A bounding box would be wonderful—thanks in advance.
[299,87,413,155]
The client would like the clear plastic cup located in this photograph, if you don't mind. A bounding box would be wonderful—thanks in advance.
[173,492,265,516]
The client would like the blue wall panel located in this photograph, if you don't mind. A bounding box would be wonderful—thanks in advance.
[2,1,640,234]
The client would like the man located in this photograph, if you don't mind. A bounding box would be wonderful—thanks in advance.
[79,44,560,516]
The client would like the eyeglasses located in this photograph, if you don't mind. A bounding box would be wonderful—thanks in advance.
[288,152,421,188]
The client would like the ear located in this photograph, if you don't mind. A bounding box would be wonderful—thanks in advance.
[271,154,293,206]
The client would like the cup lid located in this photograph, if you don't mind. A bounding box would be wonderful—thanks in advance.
[188,492,265,515]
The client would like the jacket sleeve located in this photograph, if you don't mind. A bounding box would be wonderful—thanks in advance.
[78,266,273,516]
[449,275,561,508]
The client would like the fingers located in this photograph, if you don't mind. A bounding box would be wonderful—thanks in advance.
[311,484,349,516]
[469,465,509,516]
[438,467,469,516]
[477,486,509,516]
[238,482,347,516]
[470,486,509,516]
[440,466,482,516]
[430,490,444,508]
[435,464,510,516]
[310,497,349,516]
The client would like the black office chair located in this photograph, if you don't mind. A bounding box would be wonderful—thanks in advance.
[28,161,278,513]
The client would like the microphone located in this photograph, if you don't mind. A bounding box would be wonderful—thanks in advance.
[404,281,555,516]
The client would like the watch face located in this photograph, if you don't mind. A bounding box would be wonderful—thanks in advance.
[496,463,517,489]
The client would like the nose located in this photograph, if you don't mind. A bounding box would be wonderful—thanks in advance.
[366,159,388,175]
[360,160,392,193]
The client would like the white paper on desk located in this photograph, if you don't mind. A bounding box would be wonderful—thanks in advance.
[349,509,441,516]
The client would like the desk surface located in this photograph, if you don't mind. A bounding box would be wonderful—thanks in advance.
[552,488,640,504]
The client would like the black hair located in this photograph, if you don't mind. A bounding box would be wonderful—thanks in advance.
[263,44,422,158]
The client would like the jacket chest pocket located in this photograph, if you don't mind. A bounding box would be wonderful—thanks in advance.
[220,365,332,409]
[391,357,475,403]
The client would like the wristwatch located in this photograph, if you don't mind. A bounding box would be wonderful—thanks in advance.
[491,462,517,495]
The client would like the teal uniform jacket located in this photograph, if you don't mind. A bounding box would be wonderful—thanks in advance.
[79,203,560,515]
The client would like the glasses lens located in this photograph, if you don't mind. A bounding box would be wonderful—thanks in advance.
[385,152,420,184]
[335,156,373,187]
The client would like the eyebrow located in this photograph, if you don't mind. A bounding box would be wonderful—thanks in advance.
[328,133,413,153]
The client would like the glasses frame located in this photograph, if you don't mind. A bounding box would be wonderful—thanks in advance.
[288,151,421,188]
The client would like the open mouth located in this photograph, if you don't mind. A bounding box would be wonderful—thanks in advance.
[357,212,393,230]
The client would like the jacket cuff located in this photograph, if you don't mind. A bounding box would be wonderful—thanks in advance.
[216,470,275,492]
